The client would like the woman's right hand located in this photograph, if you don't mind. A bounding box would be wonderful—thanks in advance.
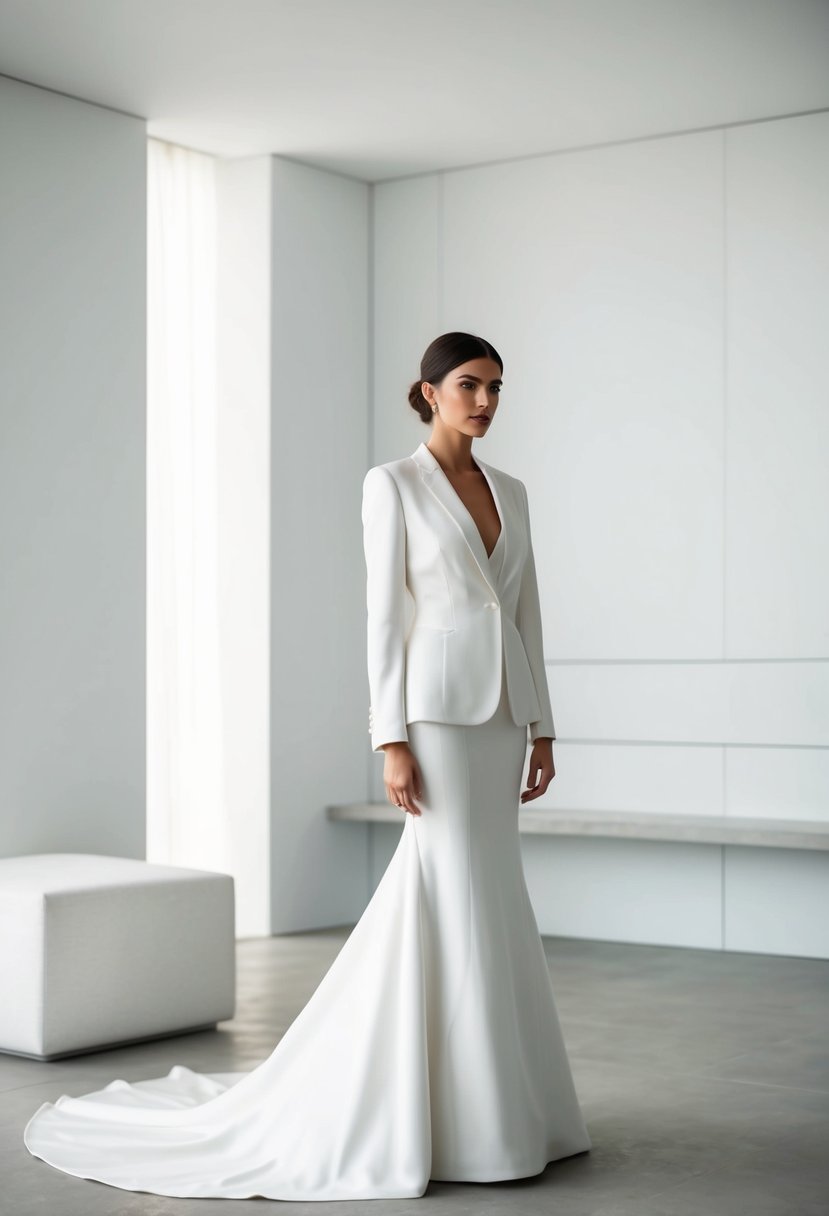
[381,742,424,816]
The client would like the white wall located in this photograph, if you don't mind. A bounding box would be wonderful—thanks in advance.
[0,76,147,859]
[2,74,824,959]
[215,155,273,938]
[368,112,829,959]
[268,157,373,933]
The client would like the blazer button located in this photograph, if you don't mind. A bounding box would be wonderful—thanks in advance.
[487,601,498,608]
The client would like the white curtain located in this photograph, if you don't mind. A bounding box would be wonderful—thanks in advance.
[146,137,226,872]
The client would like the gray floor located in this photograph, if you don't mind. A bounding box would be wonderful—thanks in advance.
[4,931,828,1215]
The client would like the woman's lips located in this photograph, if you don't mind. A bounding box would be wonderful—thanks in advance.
[470,416,490,423]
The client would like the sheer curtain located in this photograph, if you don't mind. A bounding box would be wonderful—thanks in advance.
[146,137,226,872]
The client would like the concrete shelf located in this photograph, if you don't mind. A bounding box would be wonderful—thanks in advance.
[327,803,829,851]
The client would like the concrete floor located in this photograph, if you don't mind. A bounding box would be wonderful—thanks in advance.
[3,931,828,1215]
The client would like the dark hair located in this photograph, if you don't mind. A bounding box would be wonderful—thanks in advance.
[408,331,504,424]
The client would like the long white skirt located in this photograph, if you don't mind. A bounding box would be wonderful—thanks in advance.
[23,662,592,1200]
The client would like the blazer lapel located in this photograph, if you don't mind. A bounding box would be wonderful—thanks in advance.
[410,441,506,595]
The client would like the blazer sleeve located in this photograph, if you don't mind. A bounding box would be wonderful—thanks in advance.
[515,479,556,743]
[361,466,410,753]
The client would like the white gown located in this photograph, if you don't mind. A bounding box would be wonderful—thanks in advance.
[23,530,592,1200]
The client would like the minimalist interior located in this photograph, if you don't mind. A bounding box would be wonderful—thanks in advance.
[1,1,828,1211]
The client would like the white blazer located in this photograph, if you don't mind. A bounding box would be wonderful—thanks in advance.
[361,440,556,753]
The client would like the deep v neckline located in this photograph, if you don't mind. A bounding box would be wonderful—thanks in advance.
[485,521,505,562]
[430,448,504,561]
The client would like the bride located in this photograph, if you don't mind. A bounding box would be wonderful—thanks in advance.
[23,331,592,1200]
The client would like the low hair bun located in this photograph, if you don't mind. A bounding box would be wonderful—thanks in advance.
[408,379,432,424]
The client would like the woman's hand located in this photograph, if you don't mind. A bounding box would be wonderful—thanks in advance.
[382,742,424,816]
[520,738,555,804]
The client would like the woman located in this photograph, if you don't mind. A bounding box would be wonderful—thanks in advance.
[363,331,592,1184]
[23,332,591,1202]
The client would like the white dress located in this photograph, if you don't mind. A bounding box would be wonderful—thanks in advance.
[23,527,592,1201]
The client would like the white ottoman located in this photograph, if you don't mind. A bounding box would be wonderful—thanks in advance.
[0,853,236,1060]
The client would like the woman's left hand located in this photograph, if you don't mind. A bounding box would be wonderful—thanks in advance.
[520,738,555,804]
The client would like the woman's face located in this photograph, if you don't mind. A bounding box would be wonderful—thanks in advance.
[424,357,502,437]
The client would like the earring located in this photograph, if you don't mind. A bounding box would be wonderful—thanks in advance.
[432,404,438,413]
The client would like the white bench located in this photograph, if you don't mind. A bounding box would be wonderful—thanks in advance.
[0,853,236,1060]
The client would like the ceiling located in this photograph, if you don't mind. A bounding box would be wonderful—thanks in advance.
[1,0,827,182]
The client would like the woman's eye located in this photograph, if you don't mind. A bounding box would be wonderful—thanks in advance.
[461,381,500,392]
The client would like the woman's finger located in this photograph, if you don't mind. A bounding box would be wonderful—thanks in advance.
[400,784,421,815]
